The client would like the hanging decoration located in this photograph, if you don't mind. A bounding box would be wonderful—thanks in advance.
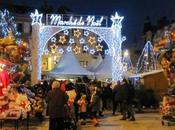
[51,37,56,43]
[96,44,103,51]
[84,31,90,36]
[69,38,75,45]
[67,46,72,52]
[73,29,81,38]
[105,49,110,55]
[88,36,96,45]
[90,49,95,55]
[50,44,58,54]
[79,38,85,44]
[73,46,81,54]
[59,35,66,44]
[63,30,69,35]
[58,48,64,54]
[97,37,103,43]
[30,9,43,26]
[83,45,89,52]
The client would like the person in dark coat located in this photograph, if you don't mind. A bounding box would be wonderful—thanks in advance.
[47,80,69,130]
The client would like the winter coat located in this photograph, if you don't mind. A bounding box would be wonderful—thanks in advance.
[47,88,68,118]
[90,93,100,112]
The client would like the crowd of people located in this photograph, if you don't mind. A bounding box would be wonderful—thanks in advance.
[31,77,136,130]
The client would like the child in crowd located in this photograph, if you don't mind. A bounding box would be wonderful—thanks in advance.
[77,94,87,125]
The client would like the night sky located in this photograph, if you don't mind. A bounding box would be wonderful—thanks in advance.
[1,0,175,48]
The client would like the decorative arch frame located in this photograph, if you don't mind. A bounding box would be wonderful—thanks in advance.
[30,10,125,85]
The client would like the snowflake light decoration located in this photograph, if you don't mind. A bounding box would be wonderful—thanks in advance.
[69,38,75,44]
[96,44,103,51]
[97,37,103,43]
[83,45,89,51]
[30,9,43,26]
[64,30,69,35]
[73,46,81,54]
[67,46,72,52]
[73,29,81,38]
[88,36,96,45]
[79,38,85,44]
[58,48,64,54]
[90,49,95,55]
[84,30,89,36]
[105,49,110,55]
[51,37,56,43]
[59,35,66,44]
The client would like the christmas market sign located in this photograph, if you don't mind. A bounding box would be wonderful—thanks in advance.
[46,14,107,27]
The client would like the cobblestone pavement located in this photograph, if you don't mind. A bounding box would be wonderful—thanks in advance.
[1,112,175,130]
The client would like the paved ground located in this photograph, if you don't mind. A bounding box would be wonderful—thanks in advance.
[1,112,175,130]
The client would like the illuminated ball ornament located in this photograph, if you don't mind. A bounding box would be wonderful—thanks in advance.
[73,29,81,38]
[73,46,81,55]
[88,36,96,45]
[96,44,103,51]
[59,36,66,44]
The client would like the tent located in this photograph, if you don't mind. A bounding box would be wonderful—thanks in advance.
[93,54,112,79]
[48,51,94,77]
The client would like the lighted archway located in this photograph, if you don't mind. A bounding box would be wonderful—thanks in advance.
[30,10,126,85]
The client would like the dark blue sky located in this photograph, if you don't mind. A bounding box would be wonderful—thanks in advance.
[1,0,175,48]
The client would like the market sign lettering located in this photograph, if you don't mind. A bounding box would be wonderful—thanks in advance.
[47,14,106,27]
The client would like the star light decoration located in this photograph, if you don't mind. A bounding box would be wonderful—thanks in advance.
[64,30,69,35]
[50,44,58,54]
[73,46,81,55]
[90,49,95,55]
[84,31,89,36]
[43,49,49,55]
[110,12,124,27]
[79,38,85,44]
[105,49,110,55]
[67,46,72,52]
[59,35,66,44]
[69,38,75,44]
[96,44,103,51]
[30,9,43,26]
[58,48,64,54]
[51,37,56,43]
[88,36,96,45]
[83,45,89,51]
[73,29,81,38]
